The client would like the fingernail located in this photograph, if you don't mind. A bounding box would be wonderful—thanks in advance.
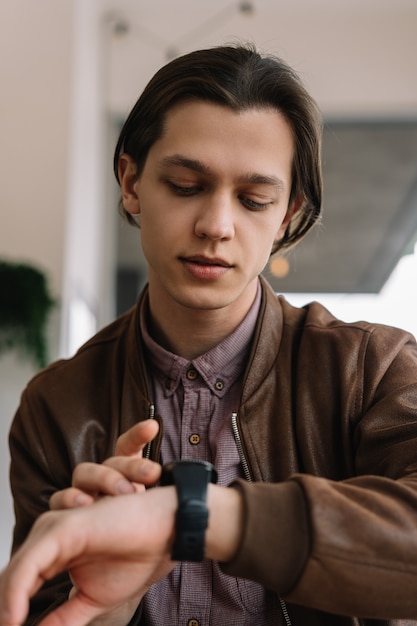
[75,493,93,506]
[116,479,135,494]
[139,460,152,477]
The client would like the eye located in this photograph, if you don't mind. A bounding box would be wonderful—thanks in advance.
[168,182,201,196]
[239,195,273,211]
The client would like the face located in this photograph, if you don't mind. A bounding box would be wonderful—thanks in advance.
[120,100,295,322]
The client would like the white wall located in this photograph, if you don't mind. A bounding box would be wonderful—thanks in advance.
[0,0,117,568]
[0,0,74,567]
[61,0,118,358]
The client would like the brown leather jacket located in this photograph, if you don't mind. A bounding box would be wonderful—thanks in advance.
[9,277,417,625]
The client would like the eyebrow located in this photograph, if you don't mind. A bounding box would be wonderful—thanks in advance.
[160,155,210,175]
[159,154,286,191]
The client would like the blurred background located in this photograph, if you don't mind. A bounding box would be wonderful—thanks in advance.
[0,0,416,566]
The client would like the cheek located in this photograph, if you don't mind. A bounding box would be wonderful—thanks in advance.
[252,218,284,264]
[240,224,274,268]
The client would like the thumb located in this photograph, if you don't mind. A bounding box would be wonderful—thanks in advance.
[115,420,159,457]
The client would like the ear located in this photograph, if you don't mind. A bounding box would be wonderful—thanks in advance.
[118,154,141,215]
[274,195,303,243]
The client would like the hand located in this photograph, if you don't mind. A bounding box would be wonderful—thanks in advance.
[47,421,163,625]
[0,483,243,626]
[0,487,178,626]
[50,420,161,510]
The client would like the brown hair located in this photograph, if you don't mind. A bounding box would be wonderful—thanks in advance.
[114,43,323,253]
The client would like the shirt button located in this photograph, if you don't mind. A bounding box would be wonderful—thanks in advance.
[188,620,199,626]
[189,433,201,445]
[186,368,198,381]
[215,378,224,391]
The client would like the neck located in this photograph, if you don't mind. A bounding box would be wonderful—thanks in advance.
[146,281,258,361]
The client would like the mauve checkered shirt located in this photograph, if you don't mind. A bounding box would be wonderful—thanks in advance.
[140,282,283,625]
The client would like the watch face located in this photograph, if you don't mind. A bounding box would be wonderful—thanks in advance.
[161,460,218,486]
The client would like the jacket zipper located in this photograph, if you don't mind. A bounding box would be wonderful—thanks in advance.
[143,404,155,460]
[231,412,292,626]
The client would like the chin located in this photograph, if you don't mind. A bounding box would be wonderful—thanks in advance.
[181,296,231,311]
[173,286,238,312]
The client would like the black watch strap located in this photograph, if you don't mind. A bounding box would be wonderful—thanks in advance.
[161,460,218,561]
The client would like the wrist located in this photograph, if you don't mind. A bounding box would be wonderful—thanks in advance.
[206,484,244,562]
[156,470,244,564]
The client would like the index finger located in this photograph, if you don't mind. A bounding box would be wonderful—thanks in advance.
[115,420,159,457]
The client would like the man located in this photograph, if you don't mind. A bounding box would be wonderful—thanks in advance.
[3,44,417,626]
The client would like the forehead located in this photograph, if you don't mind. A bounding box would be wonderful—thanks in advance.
[149,100,295,182]
[162,99,293,141]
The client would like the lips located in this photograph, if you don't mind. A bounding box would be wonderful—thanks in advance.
[180,255,233,280]
[182,255,231,268]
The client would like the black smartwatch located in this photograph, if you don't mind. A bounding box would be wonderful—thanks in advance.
[161,460,218,561]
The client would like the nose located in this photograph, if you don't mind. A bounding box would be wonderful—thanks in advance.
[194,192,235,241]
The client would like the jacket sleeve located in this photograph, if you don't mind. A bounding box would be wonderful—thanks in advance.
[222,326,417,620]
[9,386,73,625]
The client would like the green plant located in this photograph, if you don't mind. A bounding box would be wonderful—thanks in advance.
[0,260,55,369]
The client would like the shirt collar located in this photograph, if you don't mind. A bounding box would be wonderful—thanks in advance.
[140,281,261,398]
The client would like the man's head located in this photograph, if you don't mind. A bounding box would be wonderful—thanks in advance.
[114,43,323,254]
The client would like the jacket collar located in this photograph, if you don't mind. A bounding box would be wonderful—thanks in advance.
[241,276,284,403]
